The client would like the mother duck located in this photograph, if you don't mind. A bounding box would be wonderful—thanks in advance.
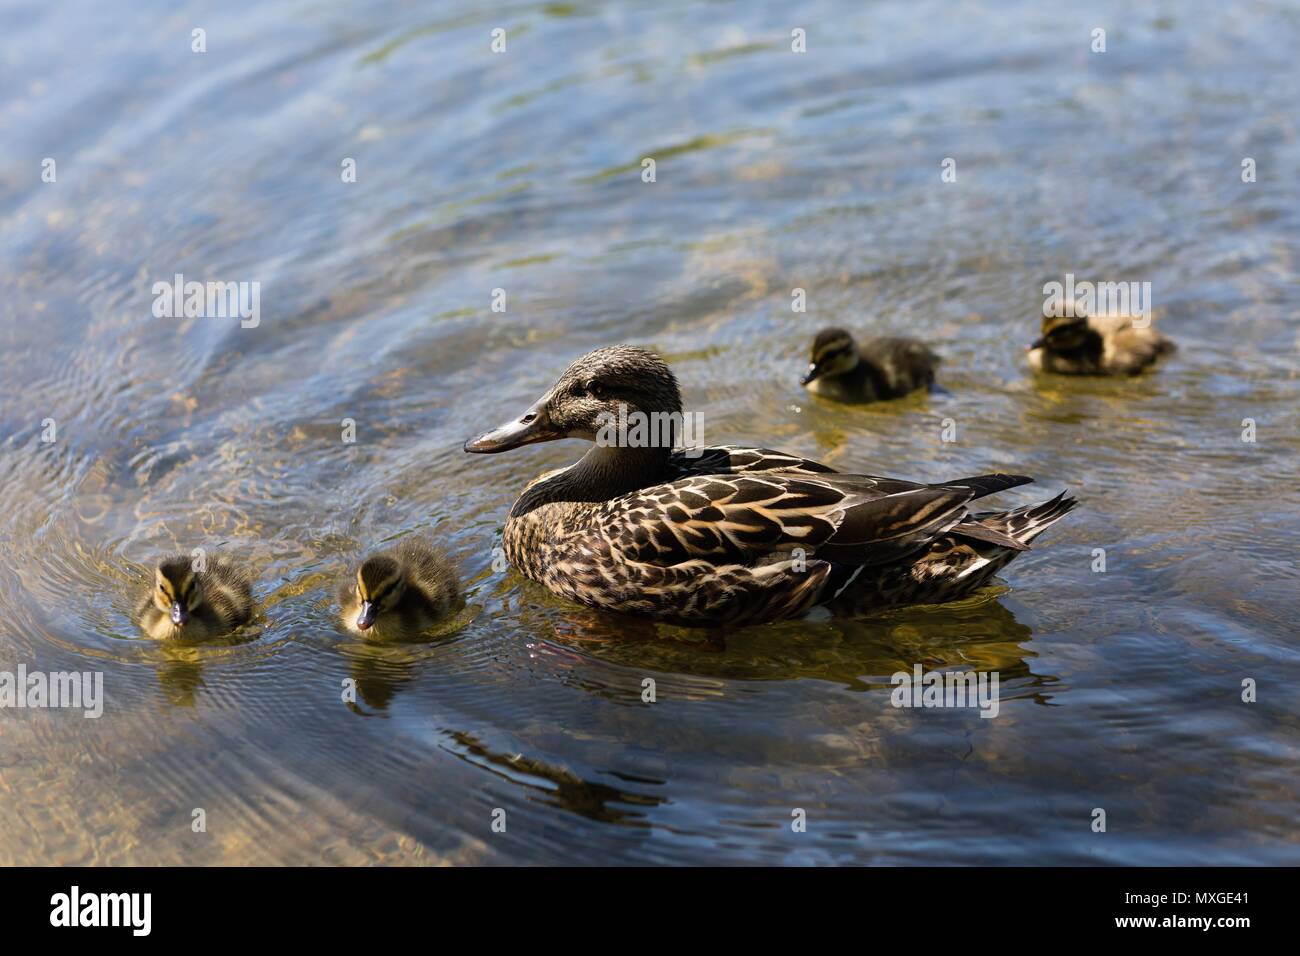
[465,346,1075,627]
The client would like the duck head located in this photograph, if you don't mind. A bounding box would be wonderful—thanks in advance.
[801,327,860,386]
[464,345,683,454]
[352,555,407,631]
[1030,315,1089,353]
[153,557,204,627]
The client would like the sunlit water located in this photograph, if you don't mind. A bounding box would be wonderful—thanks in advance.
[1,0,1297,864]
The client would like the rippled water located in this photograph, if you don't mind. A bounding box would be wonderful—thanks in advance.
[2,0,1298,864]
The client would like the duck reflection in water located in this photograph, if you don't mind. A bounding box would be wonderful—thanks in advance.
[514,586,1059,705]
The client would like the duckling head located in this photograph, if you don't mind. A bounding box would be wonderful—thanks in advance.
[801,327,860,386]
[1030,315,1089,353]
[464,345,682,453]
[353,555,407,631]
[152,557,204,627]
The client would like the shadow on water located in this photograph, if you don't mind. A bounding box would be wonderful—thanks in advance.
[442,730,666,827]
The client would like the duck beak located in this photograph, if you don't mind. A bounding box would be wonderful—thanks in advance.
[355,601,377,631]
[464,396,561,453]
[799,361,824,386]
[1028,336,1048,351]
[170,601,189,626]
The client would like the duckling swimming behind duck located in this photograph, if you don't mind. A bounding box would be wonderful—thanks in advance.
[1027,312,1174,375]
[136,554,255,640]
[339,539,459,639]
[801,326,940,403]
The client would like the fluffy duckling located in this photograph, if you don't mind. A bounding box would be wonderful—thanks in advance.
[339,539,459,639]
[136,555,255,640]
[800,326,940,402]
[1027,312,1174,375]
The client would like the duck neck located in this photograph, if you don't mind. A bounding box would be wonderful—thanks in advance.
[511,443,673,517]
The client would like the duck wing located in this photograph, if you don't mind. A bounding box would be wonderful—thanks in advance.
[669,445,837,478]
[605,471,1032,570]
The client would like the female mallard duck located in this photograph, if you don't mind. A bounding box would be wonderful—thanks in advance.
[465,345,1075,627]
[1027,312,1174,375]
[136,555,254,640]
[801,327,940,403]
[338,539,459,639]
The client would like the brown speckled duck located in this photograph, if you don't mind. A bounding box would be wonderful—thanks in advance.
[136,555,254,640]
[465,345,1075,627]
[801,326,940,403]
[1027,312,1174,375]
[339,539,459,639]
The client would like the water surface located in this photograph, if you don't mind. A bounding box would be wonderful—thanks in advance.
[1,0,1298,864]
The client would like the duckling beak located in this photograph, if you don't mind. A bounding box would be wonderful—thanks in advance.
[799,362,824,386]
[355,601,377,631]
[464,397,561,453]
[170,601,189,626]
[1028,336,1048,351]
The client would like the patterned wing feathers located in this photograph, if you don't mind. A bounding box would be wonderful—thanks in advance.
[610,473,990,569]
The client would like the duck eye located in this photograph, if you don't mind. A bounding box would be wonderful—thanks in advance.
[584,380,606,399]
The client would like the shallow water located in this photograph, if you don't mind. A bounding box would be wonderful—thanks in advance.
[1,0,1298,864]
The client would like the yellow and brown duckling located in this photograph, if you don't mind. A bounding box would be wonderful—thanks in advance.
[136,554,255,640]
[1027,312,1174,375]
[339,539,459,639]
[801,326,940,403]
[465,344,1074,627]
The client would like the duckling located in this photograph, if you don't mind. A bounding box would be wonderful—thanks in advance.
[136,555,255,640]
[1027,312,1174,375]
[339,539,459,639]
[800,326,940,403]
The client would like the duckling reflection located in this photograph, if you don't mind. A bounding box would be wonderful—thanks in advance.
[136,555,254,641]
[155,658,206,708]
[339,644,419,713]
[447,731,664,826]
[150,623,261,707]
[339,539,459,640]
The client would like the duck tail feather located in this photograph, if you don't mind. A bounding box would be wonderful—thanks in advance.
[943,473,1035,499]
[949,520,1030,551]
[974,491,1078,547]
